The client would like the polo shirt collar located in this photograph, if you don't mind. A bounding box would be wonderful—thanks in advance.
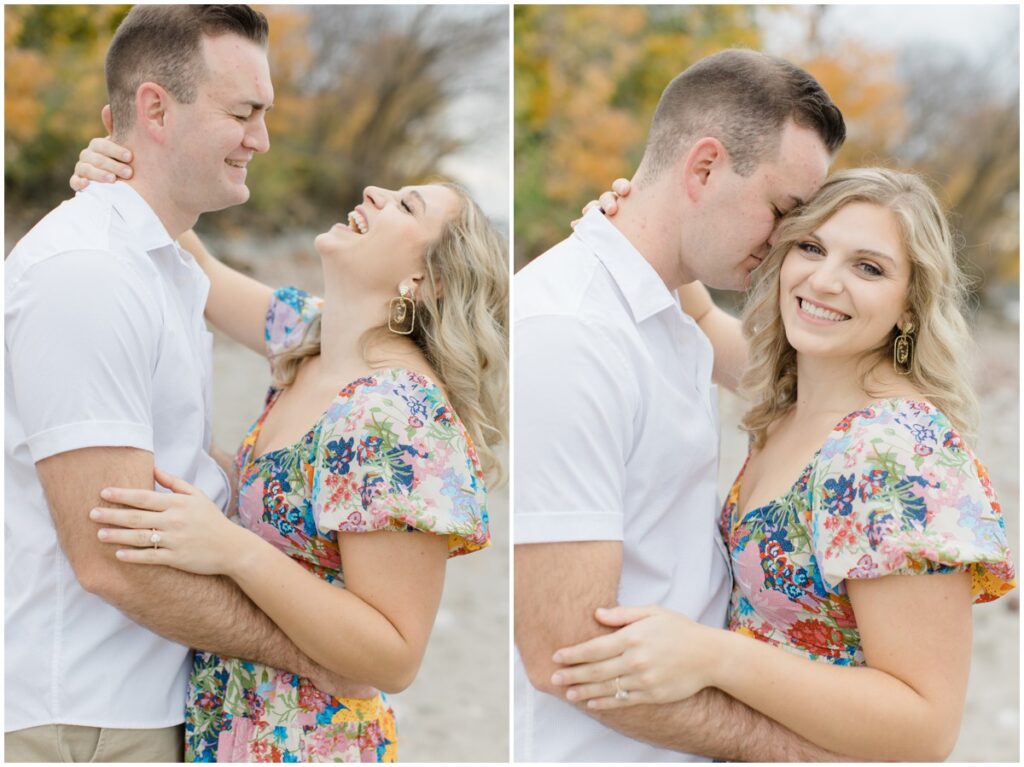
[572,207,677,323]
[82,181,177,253]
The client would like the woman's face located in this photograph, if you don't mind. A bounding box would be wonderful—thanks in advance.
[315,184,461,295]
[778,201,913,364]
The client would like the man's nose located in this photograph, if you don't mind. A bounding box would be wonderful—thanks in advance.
[243,115,270,154]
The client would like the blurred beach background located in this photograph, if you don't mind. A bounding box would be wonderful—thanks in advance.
[515,5,1019,761]
[6,4,510,761]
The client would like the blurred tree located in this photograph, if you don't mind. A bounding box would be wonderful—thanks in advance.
[775,6,1018,307]
[5,5,507,244]
[219,4,508,234]
[4,5,129,236]
[893,42,1019,303]
[514,5,761,269]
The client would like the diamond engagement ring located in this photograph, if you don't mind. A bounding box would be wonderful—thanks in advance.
[614,676,629,701]
[150,530,162,548]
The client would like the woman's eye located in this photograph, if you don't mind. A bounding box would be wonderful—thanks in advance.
[858,262,884,277]
[401,200,412,214]
[798,241,823,256]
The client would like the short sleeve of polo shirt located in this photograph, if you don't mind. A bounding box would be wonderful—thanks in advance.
[514,314,637,543]
[6,251,160,462]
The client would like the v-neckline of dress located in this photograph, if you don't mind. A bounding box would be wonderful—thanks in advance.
[244,366,444,465]
[732,396,931,522]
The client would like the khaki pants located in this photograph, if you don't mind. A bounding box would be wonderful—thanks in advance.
[4,723,184,763]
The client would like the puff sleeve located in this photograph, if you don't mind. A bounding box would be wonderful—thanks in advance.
[311,370,489,557]
[810,399,1015,603]
[264,286,323,368]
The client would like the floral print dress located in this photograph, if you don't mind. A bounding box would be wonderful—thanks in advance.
[185,287,490,762]
[721,398,1014,664]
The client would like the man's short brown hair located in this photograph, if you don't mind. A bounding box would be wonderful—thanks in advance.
[106,5,269,136]
[638,48,845,182]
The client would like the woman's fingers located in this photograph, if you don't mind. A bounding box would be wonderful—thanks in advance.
[553,629,627,665]
[90,506,166,530]
[580,199,601,216]
[593,604,658,627]
[154,467,196,495]
[87,135,132,164]
[585,689,649,710]
[552,654,627,687]
[98,486,172,510]
[598,190,619,215]
[566,674,650,708]
[611,177,632,197]
[114,547,174,565]
[98,526,165,548]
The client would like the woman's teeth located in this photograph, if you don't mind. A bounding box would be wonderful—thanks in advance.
[347,210,368,234]
[800,299,850,322]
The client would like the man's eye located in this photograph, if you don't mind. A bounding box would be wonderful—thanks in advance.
[772,205,784,220]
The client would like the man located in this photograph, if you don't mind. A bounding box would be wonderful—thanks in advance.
[5,6,364,762]
[514,49,846,761]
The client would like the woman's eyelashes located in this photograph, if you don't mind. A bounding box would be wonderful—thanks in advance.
[857,261,885,277]
[797,242,885,278]
[401,199,413,214]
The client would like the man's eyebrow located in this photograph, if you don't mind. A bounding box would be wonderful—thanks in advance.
[240,100,272,112]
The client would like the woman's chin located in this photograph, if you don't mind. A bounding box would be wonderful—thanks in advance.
[313,231,350,259]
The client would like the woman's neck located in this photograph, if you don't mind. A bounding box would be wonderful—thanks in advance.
[791,353,903,421]
[316,267,421,383]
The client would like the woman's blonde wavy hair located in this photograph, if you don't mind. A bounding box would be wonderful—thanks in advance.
[740,167,977,449]
[272,183,509,485]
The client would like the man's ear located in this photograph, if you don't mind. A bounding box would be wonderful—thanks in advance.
[682,137,726,202]
[135,82,171,143]
[101,104,113,135]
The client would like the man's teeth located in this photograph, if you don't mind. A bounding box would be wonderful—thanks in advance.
[800,299,849,322]
[347,210,368,234]
[225,160,246,168]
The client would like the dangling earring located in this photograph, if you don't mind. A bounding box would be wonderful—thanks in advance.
[893,321,914,375]
[388,286,416,335]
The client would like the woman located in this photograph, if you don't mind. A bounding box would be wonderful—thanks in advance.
[72,141,508,761]
[551,169,1014,760]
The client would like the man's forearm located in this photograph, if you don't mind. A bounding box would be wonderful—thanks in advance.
[587,687,844,761]
[109,562,311,677]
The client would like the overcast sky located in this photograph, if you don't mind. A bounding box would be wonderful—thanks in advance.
[759,4,1019,96]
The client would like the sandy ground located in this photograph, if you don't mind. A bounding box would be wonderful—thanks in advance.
[715,311,1019,762]
[207,234,508,762]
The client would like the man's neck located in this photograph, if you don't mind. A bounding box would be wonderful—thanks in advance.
[607,175,692,291]
[122,177,196,241]
[112,141,196,240]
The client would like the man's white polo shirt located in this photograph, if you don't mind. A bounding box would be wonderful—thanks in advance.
[4,182,230,731]
[514,209,732,762]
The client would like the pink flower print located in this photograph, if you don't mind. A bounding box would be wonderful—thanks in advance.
[408,415,424,428]
[369,502,394,529]
[848,553,878,578]
[914,443,933,457]
[298,681,328,712]
[344,509,366,528]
